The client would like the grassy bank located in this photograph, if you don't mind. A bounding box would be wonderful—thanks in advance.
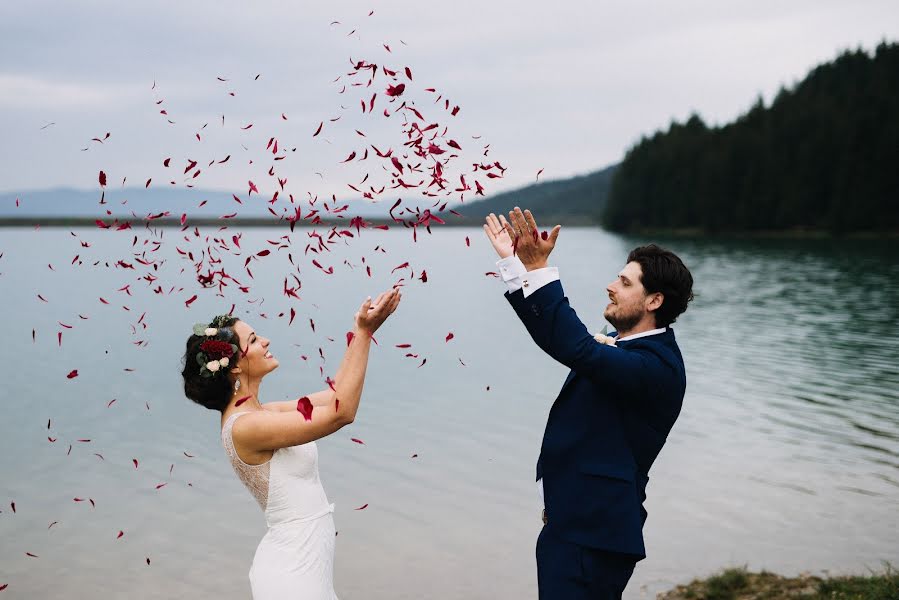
[658,566,898,600]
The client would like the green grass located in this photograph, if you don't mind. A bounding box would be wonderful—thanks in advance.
[701,568,750,600]
[663,564,897,600]
[812,565,899,600]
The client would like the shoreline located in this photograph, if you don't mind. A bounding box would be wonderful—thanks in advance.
[657,566,897,600]
[1,216,898,239]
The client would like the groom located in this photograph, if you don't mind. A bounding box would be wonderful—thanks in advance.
[484,208,694,600]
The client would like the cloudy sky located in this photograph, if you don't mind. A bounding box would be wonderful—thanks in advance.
[1,0,897,199]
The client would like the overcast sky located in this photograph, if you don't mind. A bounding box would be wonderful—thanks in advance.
[2,0,897,200]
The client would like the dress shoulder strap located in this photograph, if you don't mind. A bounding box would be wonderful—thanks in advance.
[221,411,252,459]
[221,411,270,510]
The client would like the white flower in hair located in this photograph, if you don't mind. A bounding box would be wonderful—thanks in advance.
[219,356,229,367]
[205,328,218,337]
[206,360,221,372]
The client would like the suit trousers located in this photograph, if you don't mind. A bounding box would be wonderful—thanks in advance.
[536,526,637,600]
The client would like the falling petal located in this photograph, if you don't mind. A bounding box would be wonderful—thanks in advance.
[296,396,313,421]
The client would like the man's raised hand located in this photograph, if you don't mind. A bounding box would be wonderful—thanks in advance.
[504,207,561,271]
[483,212,515,259]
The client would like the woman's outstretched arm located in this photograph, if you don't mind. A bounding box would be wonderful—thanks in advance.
[236,288,401,451]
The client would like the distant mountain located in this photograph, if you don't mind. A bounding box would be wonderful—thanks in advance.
[1,165,620,227]
[453,164,618,225]
[0,187,397,221]
[603,42,899,233]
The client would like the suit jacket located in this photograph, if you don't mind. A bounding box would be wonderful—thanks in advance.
[506,280,686,558]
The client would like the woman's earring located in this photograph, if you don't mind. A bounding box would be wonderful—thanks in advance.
[234,379,241,393]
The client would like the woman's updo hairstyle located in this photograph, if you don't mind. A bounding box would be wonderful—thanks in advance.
[182,315,241,412]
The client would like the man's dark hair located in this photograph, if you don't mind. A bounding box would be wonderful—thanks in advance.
[627,245,694,327]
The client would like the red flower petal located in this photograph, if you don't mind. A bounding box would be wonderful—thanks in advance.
[235,396,251,407]
[296,396,313,421]
[385,83,405,97]
[354,503,368,510]
[66,369,78,379]
[351,438,365,445]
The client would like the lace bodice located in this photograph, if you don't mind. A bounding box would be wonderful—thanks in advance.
[222,412,271,510]
[221,411,332,527]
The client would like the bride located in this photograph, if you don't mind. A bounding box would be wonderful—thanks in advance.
[182,288,402,599]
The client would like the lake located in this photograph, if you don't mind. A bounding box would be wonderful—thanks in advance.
[1,224,897,599]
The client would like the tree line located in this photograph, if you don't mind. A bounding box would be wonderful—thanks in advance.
[602,42,899,233]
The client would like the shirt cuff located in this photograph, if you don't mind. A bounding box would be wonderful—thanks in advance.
[520,267,559,298]
[496,256,528,293]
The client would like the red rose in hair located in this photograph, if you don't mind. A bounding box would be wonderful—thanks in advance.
[200,340,235,361]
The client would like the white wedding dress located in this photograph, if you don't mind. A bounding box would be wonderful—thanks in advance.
[222,411,339,599]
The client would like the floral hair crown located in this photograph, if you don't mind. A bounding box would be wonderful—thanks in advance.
[192,315,239,378]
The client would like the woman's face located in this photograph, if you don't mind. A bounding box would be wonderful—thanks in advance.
[230,320,279,380]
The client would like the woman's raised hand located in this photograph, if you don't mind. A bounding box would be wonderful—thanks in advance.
[354,288,402,334]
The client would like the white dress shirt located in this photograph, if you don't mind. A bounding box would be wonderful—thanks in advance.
[495,256,666,507]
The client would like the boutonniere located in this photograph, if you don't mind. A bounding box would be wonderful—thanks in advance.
[594,325,616,347]
[594,333,617,347]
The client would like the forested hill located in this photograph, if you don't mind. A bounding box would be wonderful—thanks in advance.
[602,42,899,234]
[454,164,617,225]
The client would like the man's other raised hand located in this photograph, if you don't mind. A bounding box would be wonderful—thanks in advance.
[483,212,516,259]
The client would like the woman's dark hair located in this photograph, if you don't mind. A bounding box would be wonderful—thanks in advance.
[627,245,694,328]
[182,315,241,412]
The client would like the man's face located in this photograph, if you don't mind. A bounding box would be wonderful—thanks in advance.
[604,261,650,333]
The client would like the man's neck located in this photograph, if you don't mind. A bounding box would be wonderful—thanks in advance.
[615,318,662,340]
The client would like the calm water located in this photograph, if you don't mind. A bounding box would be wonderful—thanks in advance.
[0,225,897,599]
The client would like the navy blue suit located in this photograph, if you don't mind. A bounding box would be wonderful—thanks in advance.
[505,279,686,598]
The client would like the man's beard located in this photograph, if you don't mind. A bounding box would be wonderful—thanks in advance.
[604,304,642,334]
